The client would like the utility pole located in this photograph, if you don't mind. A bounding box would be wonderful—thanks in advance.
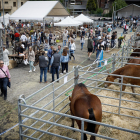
[2,0,5,34]
[115,2,116,21]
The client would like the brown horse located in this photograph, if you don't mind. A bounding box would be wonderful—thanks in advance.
[127,57,140,65]
[104,65,140,94]
[130,47,140,58]
[69,83,102,140]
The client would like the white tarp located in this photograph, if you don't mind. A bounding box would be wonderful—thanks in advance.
[117,4,140,18]
[54,16,82,26]
[10,1,70,20]
[74,14,93,23]
[0,14,10,26]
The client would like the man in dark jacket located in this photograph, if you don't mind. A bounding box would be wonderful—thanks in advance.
[39,51,48,83]
[50,49,60,82]
[87,36,93,60]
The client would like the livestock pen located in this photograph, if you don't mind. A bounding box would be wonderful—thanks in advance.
[17,42,140,139]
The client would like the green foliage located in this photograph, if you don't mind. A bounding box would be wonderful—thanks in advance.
[112,0,127,11]
[66,8,70,14]
[96,8,103,14]
[86,0,96,12]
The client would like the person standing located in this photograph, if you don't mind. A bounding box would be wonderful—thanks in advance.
[57,45,63,56]
[49,31,52,46]
[80,36,85,50]
[14,31,20,42]
[111,32,115,48]
[70,40,76,60]
[50,49,60,82]
[61,49,69,74]
[9,31,14,47]
[87,36,93,60]
[3,46,9,66]
[47,46,53,72]
[39,51,48,83]
[0,60,11,100]
[6,34,9,48]
[28,47,36,72]
[62,30,68,47]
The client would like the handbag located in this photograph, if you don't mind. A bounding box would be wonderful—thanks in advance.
[0,68,11,88]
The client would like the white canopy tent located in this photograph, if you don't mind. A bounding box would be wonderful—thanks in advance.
[117,4,140,18]
[10,1,70,20]
[74,14,93,23]
[0,14,10,27]
[54,16,82,26]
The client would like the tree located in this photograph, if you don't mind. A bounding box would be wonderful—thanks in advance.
[86,0,96,12]
[112,0,127,11]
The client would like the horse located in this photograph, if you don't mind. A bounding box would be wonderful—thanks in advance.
[104,65,140,94]
[127,57,140,65]
[69,83,102,140]
[130,47,140,58]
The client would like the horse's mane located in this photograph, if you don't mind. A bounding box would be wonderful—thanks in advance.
[77,83,87,88]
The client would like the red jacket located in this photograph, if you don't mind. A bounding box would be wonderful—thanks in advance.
[14,32,20,38]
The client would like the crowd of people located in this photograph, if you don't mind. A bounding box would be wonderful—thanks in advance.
[0,16,139,100]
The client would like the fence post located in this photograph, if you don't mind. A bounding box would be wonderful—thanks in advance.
[81,120,84,140]
[74,66,79,86]
[52,83,55,122]
[121,46,124,67]
[18,99,23,140]
[118,76,123,115]
[112,54,116,72]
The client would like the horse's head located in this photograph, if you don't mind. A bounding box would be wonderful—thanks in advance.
[104,75,114,88]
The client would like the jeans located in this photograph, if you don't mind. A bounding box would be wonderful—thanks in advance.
[111,40,115,48]
[81,43,84,50]
[29,61,35,71]
[48,57,51,71]
[6,41,9,48]
[44,49,48,51]
[40,67,47,82]
[0,77,8,97]
[49,39,51,46]
[62,62,68,73]
[96,50,101,59]
[52,66,59,81]
[93,45,97,53]
[63,40,67,47]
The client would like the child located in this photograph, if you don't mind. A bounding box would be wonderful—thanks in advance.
[6,34,9,48]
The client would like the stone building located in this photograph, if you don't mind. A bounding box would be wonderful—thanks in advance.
[0,0,27,16]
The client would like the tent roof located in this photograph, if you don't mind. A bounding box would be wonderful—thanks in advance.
[116,4,140,12]
[0,14,10,19]
[10,1,70,20]
[74,14,93,23]
[54,16,82,26]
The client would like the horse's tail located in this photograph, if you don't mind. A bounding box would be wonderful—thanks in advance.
[86,108,96,133]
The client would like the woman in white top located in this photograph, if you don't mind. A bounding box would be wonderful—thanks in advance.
[70,40,76,60]
[80,36,85,50]
[3,46,9,66]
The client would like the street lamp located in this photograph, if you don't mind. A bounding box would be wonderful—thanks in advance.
[0,23,4,60]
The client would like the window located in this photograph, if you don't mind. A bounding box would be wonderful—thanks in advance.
[5,12,8,14]
[21,2,23,6]
[13,2,16,7]
[0,12,1,16]
[5,1,8,4]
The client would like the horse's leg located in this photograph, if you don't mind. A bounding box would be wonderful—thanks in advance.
[71,118,75,128]
[131,86,136,97]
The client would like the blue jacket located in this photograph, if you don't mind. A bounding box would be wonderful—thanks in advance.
[47,48,52,58]
[61,54,69,63]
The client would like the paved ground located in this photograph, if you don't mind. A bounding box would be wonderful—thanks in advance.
[0,27,134,139]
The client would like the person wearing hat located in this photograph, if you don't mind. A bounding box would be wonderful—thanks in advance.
[87,36,94,60]
[96,38,103,59]
[3,46,9,66]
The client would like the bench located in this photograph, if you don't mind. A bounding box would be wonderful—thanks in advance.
[8,51,27,66]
